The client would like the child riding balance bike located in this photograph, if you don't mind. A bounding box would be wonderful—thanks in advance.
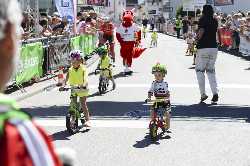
[95,46,116,94]
[60,50,90,133]
[150,29,158,47]
[146,63,171,140]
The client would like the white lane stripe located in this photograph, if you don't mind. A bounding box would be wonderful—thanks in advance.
[35,119,149,128]
[35,118,246,128]
[87,83,250,89]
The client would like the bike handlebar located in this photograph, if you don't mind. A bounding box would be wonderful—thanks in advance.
[59,86,87,92]
[95,68,111,75]
[145,98,170,104]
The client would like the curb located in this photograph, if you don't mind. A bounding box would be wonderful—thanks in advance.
[163,32,184,39]
[14,55,99,102]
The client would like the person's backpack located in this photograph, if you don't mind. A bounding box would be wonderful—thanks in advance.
[0,94,62,166]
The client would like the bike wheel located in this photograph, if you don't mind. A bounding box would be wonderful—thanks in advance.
[149,122,158,140]
[164,111,171,131]
[98,84,104,94]
[101,81,106,92]
[104,82,108,91]
[66,113,79,134]
[80,112,86,125]
[98,78,105,94]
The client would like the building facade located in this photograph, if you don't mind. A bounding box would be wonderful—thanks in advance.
[214,0,250,13]
[101,0,126,22]
[126,0,138,7]
[140,0,173,19]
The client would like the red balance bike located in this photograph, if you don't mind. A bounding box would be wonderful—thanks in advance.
[145,98,171,140]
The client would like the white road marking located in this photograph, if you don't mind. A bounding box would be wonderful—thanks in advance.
[49,83,250,93]
[35,119,149,128]
[87,83,250,89]
[35,117,247,128]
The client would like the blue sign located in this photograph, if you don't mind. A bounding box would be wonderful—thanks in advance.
[54,0,74,23]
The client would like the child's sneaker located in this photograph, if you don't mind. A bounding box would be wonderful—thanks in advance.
[84,121,91,127]
[80,113,85,124]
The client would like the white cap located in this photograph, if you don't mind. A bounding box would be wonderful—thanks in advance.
[53,12,60,18]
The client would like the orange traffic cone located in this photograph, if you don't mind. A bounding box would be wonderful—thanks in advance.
[57,66,64,86]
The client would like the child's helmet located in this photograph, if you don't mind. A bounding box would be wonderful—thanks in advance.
[69,50,84,60]
[152,63,167,75]
[96,46,108,56]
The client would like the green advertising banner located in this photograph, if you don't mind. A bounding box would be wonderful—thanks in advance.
[70,34,97,57]
[70,36,81,50]
[15,42,44,85]
[88,35,94,54]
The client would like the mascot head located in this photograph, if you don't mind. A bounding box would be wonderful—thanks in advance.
[122,9,135,27]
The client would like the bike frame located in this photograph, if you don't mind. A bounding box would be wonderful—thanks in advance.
[62,86,88,117]
[69,93,81,117]
[149,99,170,129]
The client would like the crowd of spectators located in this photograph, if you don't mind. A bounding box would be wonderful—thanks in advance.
[166,10,250,55]
[20,10,102,40]
[214,11,250,51]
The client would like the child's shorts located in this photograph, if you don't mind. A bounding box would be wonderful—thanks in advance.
[101,69,113,78]
[72,90,89,97]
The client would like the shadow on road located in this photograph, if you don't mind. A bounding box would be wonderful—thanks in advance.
[51,128,90,141]
[50,130,71,141]
[87,91,101,98]
[245,67,250,71]
[188,66,195,70]
[22,101,250,122]
[88,71,97,76]
[133,132,171,148]
[113,72,128,79]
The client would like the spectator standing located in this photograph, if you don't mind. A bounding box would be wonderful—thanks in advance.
[52,13,66,35]
[77,15,86,34]
[231,14,240,50]
[175,16,182,39]
[39,18,52,37]
[245,17,250,42]
[142,17,148,28]
[182,16,190,39]
[85,16,96,35]
[195,5,219,104]
[51,12,61,30]
[158,15,166,32]
[149,17,155,31]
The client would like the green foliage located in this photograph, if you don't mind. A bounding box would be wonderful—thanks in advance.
[176,6,183,18]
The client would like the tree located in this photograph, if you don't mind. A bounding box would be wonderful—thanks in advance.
[176,6,183,18]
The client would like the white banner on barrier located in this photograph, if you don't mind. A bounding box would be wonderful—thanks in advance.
[239,36,250,56]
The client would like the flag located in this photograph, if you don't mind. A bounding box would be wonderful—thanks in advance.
[54,0,74,23]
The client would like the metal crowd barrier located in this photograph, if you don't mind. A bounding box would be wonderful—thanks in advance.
[163,22,250,57]
[8,34,98,90]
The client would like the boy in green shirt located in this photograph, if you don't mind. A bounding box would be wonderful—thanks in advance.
[151,29,158,47]
[96,47,116,90]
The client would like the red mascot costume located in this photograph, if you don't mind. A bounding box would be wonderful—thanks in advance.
[116,9,146,74]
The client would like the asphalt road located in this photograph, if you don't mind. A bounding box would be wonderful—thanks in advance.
[17,33,250,166]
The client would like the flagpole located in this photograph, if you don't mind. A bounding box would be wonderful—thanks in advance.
[73,0,77,35]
